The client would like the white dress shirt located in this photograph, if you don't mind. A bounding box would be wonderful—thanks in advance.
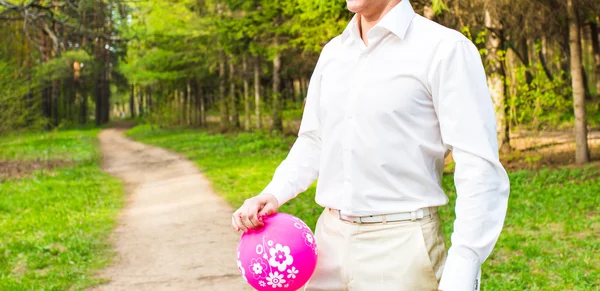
[260,1,510,290]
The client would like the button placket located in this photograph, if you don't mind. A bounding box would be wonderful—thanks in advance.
[341,52,366,212]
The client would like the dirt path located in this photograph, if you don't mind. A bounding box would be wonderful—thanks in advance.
[92,127,251,291]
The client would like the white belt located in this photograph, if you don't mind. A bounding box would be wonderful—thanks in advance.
[329,207,438,224]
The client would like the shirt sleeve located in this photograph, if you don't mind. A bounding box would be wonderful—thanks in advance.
[429,39,510,291]
[259,51,326,206]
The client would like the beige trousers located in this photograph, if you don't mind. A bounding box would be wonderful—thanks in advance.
[304,209,447,291]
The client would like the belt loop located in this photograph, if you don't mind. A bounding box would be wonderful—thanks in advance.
[410,211,417,221]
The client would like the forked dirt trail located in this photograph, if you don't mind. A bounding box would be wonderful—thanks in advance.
[92,126,251,291]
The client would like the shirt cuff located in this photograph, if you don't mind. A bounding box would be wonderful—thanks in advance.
[439,250,481,291]
[260,180,295,207]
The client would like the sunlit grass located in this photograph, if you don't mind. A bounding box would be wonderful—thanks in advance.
[0,129,123,290]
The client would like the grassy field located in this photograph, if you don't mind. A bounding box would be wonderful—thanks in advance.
[128,124,600,290]
[0,129,123,290]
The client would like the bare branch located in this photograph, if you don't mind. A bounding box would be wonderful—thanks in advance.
[42,21,60,54]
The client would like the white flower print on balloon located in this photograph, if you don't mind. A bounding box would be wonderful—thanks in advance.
[303,230,317,252]
[236,251,248,283]
[249,258,268,279]
[263,253,268,260]
[259,280,266,287]
[267,240,274,247]
[237,260,247,282]
[305,232,314,244]
[286,266,298,279]
[269,243,294,272]
[291,216,310,229]
[266,272,286,288]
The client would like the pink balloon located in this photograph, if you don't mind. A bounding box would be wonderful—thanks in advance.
[236,213,318,290]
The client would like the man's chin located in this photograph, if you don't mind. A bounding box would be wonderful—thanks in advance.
[345,0,362,13]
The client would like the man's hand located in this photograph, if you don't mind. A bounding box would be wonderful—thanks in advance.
[232,194,279,232]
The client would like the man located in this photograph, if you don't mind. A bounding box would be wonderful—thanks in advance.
[232,0,510,290]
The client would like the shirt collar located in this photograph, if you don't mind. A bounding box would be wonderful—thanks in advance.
[341,0,416,43]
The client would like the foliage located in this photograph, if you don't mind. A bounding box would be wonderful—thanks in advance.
[35,50,94,83]
[0,60,43,133]
[509,63,573,129]
[0,129,124,290]
[0,0,128,127]
[3,0,600,133]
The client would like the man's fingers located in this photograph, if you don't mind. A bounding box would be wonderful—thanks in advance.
[241,214,256,231]
[248,212,264,229]
[257,202,276,217]
[233,212,247,232]
[232,197,274,232]
[231,216,237,231]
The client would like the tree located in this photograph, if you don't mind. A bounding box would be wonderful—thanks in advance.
[484,8,510,153]
[567,0,590,164]
[590,17,600,99]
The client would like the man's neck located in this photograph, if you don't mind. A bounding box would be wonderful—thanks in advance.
[358,0,402,46]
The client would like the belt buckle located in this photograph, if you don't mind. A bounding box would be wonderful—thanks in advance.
[337,210,361,224]
[337,210,352,223]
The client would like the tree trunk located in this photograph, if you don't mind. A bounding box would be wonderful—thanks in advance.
[147,85,153,112]
[300,76,308,100]
[103,0,112,124]
[229,58,240,129]
[139,86,145,117]
[192,82,198,126]
[254,56,262,129]
[539,36,554,80]
[567,0,589,164]
[219,52,230,130]
[130,84,136,118]
[485,10,510,153]
[95,79,103,125]
[293,79,302,106]
[272,37,283,132]
[507,50,518,127]
[522,37,533,83]
[591,18,600,99]
[51,81,59,126]
[80,90,88,124]
[186,80,193,125]
[197,83,205,126]
[423,5,434,20]
[243,55,251,131]
[94,0,109,125]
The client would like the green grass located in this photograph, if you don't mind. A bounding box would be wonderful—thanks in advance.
[0,129,124,290]
[0,129,101,162]
[128,124,600,290]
